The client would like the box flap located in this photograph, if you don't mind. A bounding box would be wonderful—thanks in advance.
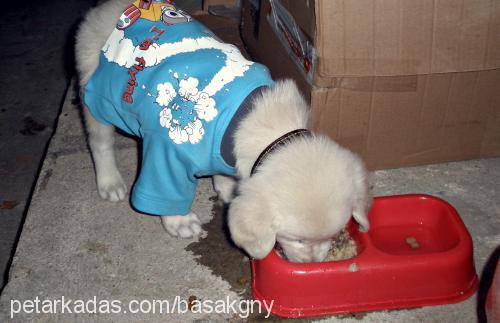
[315,0,500,77]
[310,69,500,170]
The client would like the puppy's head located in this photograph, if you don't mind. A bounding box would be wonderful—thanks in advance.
[228,135,371,262]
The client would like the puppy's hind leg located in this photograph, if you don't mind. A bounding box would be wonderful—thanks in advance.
[84,107,127,202]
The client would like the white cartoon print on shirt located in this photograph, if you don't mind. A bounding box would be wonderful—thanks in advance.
[102,2,254,145]
[156,75,215,144]
[102,29,253,96]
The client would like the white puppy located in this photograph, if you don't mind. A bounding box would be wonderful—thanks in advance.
[75,0,371,262]
[227,81,371,262]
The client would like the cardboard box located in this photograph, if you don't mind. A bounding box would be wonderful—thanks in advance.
[241,0,500,170]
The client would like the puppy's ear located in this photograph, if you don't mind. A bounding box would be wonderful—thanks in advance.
[228,189,276,259]
[353,197,371,232]
[352,169,372,232]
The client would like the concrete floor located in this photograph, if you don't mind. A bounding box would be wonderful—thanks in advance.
[0,1,498,322]
[0,0,204,294]
[0,77,498,322]
[0,0,97,291]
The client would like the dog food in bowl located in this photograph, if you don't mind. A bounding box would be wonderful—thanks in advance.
[252,195,479,318]
[405,236,420,249]
[277,229,357,262]
[325,229,357,261]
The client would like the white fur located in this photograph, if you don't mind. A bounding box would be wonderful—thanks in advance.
[228,127,371,261]
[83,108,127,202]
[228,96,372,261]
[161,212,203,239]
[212,175,237,203]
[76,0,131,206]
[75,0,132,85]
[75,0,371,261]
[232,79,309,177]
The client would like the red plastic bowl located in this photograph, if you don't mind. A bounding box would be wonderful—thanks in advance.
[251,194,478,318]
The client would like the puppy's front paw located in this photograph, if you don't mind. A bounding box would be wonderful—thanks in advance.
[97,171,127,202]
[161,212,203,239]
[213,175,236,203]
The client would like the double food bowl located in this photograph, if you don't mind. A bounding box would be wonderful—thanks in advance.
[251,194,478,318]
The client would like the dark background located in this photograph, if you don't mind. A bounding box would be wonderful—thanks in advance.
[0,0,204,293]
[0,0,98,290]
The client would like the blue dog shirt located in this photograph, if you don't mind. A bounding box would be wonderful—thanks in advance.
[84,0,274,216]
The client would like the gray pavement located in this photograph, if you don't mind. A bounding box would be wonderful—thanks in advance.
[0,76,498,321]
[0,0,203,293]
[0,0,97,291]
[0,0,498,322]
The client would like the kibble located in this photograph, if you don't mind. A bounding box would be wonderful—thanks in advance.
[348,263,359,272]
[324,229,358,261]
[277,229,357,262]
[188,295,197,311]
[406,236,420,249]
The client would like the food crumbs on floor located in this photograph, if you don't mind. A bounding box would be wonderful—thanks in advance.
[0,200,19,209]
[237,277,248,286]
[188,295,197,311]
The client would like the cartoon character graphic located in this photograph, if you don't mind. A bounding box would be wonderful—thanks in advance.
[156,75,217,144]
[160,6,191,25]
[116,0,190,29]
[117,4,141,30]
[137,0,153,9]
[103,0,254,145]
